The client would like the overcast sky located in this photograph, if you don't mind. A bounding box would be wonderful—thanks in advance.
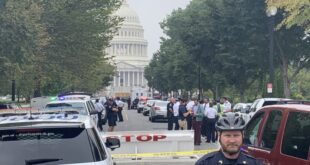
[126,0,191,59]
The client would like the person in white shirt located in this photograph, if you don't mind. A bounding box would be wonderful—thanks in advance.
[222,97,232,113]
[186,97,196,130]
[115,97,125,122]
[204,102,218,143]
[172,98,180,130]
[95,99,105,131]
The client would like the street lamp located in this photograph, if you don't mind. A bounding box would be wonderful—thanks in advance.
[266,6,277,96]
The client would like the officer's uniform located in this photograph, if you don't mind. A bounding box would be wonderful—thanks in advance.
[195,150,262,165]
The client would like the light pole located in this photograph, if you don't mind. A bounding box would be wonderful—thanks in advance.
[266,7,277,97]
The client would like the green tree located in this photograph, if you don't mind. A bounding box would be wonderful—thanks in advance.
[266,0,310,32]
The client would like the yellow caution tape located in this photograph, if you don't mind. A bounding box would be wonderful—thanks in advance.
[112,149,218,158]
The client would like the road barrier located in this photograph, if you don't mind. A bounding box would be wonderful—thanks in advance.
[102,130,194,155]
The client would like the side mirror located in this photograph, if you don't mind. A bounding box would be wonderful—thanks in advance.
[105,137,120,150]
[89,110,98,115]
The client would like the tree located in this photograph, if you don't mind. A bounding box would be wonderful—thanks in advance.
[266,0,310,33]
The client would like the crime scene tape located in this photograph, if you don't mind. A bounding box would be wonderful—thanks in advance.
[112,149,218,159]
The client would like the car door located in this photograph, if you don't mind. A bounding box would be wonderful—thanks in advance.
[243,109,284,165]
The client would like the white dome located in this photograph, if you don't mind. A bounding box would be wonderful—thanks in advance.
[115,0,140,24]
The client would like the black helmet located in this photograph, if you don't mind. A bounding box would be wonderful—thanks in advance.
[216,112,245,131]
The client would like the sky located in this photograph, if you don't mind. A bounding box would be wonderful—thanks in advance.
[126,0,192,59]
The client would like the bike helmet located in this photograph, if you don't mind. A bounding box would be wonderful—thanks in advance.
[216,112,245,131]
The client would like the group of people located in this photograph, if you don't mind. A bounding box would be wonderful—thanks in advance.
[167,96,232,145]
[94,97,125,132]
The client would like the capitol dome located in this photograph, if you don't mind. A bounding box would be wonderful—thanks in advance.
[115,1,140,24]
[105,0,150,97]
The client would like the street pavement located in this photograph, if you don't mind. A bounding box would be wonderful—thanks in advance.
[103,107,219,165]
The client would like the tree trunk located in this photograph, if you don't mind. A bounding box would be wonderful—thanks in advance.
[275,36,291,98]
[281,59,291,98]
[240,90,245,102]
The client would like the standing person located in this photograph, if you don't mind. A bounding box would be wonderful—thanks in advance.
[172,98,180,130]
[204,102,217,143]
[104,98,118,132]
[94,99,105,131]
[222,97,232,113]
[186,97,196,130]
[167,97,174,130]
[195,113,262,165]
[127,97,131,110]
[201,98,210,139]
[115,97,124,122]
[215,99,224,140]
[192,100,204,145]
[178,99,190,130]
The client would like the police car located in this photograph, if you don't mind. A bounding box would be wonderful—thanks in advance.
[44,94,102,125]
[0,111,120,165]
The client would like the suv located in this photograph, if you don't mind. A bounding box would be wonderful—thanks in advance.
[0,112,120,165]
[242,102,310,164]
[241,98,291,123]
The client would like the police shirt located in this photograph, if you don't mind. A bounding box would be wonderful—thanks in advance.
[195,150,262,165]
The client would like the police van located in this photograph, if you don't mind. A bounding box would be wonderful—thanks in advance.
[0,111,120,165]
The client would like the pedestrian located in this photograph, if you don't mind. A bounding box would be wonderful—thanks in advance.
[127,97,131,110]
[104,98,118,132]
[178,99,190,130]
[195,113,262,165]
[192,99,204,145]
[201,98,210,138]
[222,97,232,113]
[215,99,224,140]
[94,98,105,131]
[115,97,124,122]
[172,98,180,130]
[204,101,217,143]
[186,97,196,130]
[167,97,174,130]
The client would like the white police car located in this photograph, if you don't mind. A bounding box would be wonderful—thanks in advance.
[44,95,101,126]
[0,111,120,165]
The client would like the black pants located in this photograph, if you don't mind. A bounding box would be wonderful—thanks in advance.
[97,112,103,131]
[168,116,174,130]
[206,118,216,142]
[117,107,123,122]
[173,116,179,130]
[201,117,208,137]
[187,115,192,130]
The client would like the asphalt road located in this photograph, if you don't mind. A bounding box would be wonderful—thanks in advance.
[103,107,219,165]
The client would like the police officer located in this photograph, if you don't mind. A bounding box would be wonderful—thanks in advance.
[195,113,262,165]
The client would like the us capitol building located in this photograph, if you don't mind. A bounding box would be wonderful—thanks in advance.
[105,0,150,98]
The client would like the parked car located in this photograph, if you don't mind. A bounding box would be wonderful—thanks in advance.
[0,112,120,165]
[142,99,156,116]
[137,100,146,113]
[149,100,168,122]
[241,98,291,123]
[242,101,310,164]
[233,103,252,113]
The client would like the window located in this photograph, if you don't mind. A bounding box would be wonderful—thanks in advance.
[282,111,310,160]
[244,112,264,145]
[261,110,282,149]
[0,128,103,165]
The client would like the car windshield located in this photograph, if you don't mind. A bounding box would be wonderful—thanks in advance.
[0,127,104,165]
[45,103,87,115]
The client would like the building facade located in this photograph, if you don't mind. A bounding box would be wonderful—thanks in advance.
[105,1,150,98]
